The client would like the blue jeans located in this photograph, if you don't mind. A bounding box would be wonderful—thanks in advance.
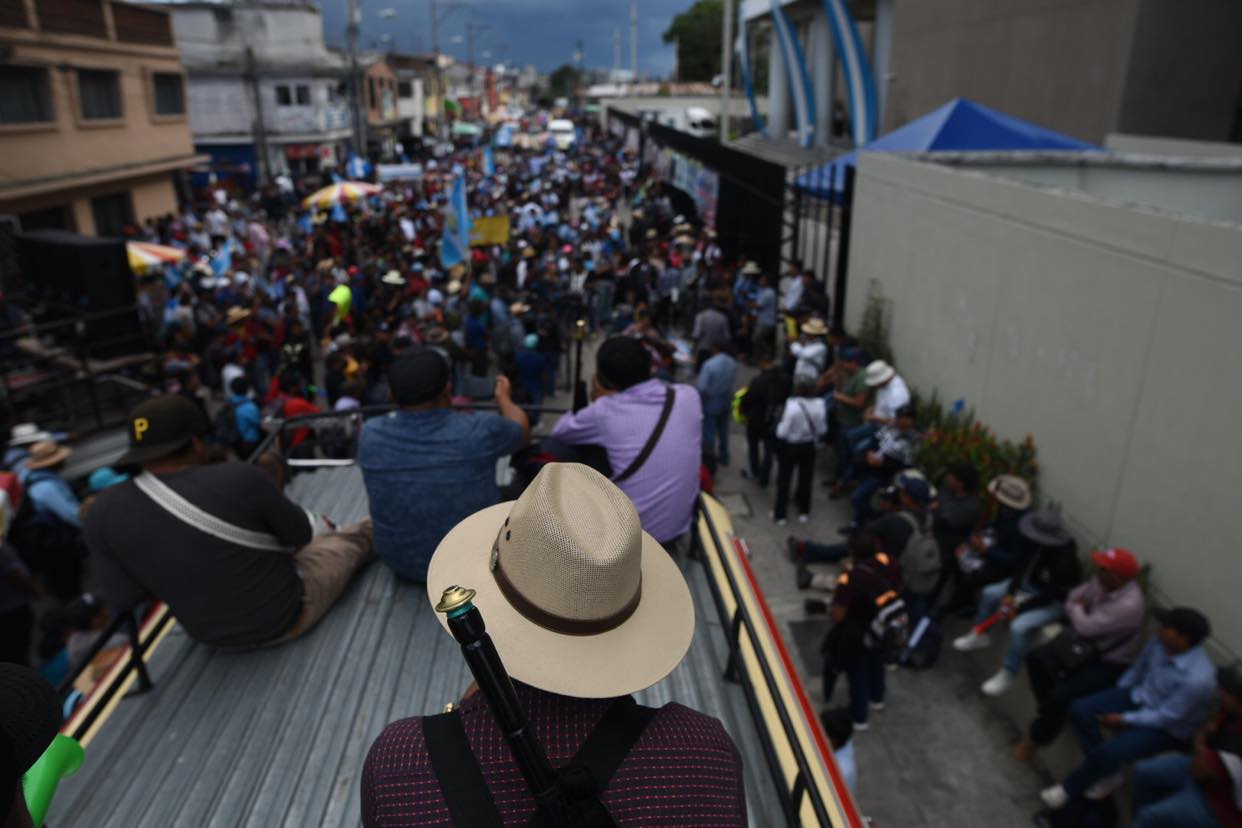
[703,409,731,465]
[824,646,885,725]
[1063,686,1181,796]
[972,578,1063,673]
[850,473,885,524]
[841,424,878,482]
[1131,754,1218,828]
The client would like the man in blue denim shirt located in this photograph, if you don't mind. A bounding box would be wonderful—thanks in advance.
[1041,606,1217,810]
[358,350,528,581]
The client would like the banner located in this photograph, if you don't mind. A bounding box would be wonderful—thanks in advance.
[377,163,423,182]
[439,175,471,269]
[470,215,510,246]
[670,152,719,229]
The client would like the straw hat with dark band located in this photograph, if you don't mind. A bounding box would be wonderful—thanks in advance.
[24,441,71,470]
[427,463,694,699]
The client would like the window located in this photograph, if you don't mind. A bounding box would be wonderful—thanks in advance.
[18,205,73,232]
[367,77,377,108]
[397,80,414,99]
[326,83,340,104]
[295,84,310,105]
[0,66,53,125]
[91,192,133,237]
[275,84,292,106]
[152,72,184,116]
[78,69,121,120]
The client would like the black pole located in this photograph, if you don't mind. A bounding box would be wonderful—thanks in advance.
[436,588,564,821]
[572,317,587,411]
[832,165,854,332]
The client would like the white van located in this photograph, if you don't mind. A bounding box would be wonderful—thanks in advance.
[548,118,577,150]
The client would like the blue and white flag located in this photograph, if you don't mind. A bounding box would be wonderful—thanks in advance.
[821,0,878,146]
[771,0,816,147]
[735,10,764,136]
[482,146,495,176]
[210,237,236,276]
[439,174,472,269]
[346,154,371,180]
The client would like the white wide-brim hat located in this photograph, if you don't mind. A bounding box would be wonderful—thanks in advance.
[426,463,695,699]
[864,359,895,386]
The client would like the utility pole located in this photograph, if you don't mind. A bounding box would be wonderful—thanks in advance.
[346,0,365,156]
[429,0,444,138]
[719,0,733,142]
[629,2,637,87]
[465,22,489,98]
[613,27,621,79]
[244,45,270,184]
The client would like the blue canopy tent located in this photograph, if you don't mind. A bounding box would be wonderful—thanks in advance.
[795,97,1099,201]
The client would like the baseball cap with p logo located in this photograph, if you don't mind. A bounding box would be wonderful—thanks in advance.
[116,395,209,467]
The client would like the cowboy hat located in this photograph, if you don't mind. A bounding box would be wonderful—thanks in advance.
[673,234,695,246]
[8,423,51,447]
[509,301,531,315]
[424,327,450,345]
[446,279,462,294]
[986,474,1032,510]
[225,306,251,326]
[426,463,694,698]
[24,440,72,470]
[801,318,828,337]
[741,261,762,276]
[522,246,537,258]
[382,270,406,286]
[1019,508,1071,547]
[863,359,895,386]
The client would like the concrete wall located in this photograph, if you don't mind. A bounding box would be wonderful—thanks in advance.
[885,0,1140,143]
[1106,133,1242,159]
[846,152,1242,655]
[171,5,340,70]
[961,157,1242,227]
[1117,0,1242,142]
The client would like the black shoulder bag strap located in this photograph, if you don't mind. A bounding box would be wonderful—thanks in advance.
[612,386,675,484]
[424,698,658,828]
[423,711,505,827]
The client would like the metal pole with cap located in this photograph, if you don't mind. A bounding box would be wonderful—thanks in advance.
[435,585,565,822]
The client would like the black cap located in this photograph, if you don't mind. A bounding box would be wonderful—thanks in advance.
[116,394,208,467]
[596,336,651,390]
[389,350,450,406]
[0,664,61,774]
[1154,606,1211,645]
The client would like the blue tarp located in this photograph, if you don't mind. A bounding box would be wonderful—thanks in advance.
[795,97,1099,201]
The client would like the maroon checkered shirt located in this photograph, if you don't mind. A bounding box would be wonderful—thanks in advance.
[361,683,747,826]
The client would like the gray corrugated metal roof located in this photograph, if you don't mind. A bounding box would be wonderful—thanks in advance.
[50,466,780,825]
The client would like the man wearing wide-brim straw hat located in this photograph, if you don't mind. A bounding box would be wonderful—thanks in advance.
[16,439,84,599]
[361,463,747,825]
[940,473,1035,615]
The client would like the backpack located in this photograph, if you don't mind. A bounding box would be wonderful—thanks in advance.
[731,386,749,425]
[896,511,941,596]
[212,399,242,447]
[860,557,910,661]
[899,615,943,669]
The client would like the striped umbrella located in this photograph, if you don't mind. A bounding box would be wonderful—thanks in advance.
[301,181,382,210]
[127,241,186,274]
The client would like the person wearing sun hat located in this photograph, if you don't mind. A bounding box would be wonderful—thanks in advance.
[1014,546,1147,762]
[360,463,746,826]
[955,509,1083,697]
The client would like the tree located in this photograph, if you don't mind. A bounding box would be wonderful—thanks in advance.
[662,0,726,83]
[547,64,581,99]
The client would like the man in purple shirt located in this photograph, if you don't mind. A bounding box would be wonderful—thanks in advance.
[550,336,702,544]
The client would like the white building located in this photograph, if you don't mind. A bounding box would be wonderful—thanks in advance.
[166,1,352,182]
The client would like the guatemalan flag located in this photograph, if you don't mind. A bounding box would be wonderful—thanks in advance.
[439,175,471,269]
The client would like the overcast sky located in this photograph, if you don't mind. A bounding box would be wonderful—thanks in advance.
[318,0,684,76]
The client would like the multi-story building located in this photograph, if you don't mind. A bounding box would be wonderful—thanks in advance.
[0,0,206,234]
[386,52,434,145]
[167,0,351,184]
[360,54,401,159]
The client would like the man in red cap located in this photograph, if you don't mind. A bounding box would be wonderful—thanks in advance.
[1014,547,1146,762]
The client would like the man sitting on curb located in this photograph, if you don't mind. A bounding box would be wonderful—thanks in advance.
[87,395,375,649]
[1014,547,1147,762]
[361,463,746,825]
[1129,666,1242,827]
[1040,606,1217,810]
[954,509,1081,697]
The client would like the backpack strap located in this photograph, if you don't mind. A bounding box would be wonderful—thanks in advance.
[423,711,505,828]
[565,696,658,794]
[612,386,675,484]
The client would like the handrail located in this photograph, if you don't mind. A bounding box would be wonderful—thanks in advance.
[695,493,864,828]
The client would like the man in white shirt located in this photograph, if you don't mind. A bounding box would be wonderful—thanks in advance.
[837,360,911,486]
[772,380,829,525]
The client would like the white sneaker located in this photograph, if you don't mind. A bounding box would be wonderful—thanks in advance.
[767,510,788,526]
[1085,771,1125,800]
[797,514,810,524]
[1040,784,1068,810]
[852,719,870,732]
[952,631,991,652]
[981,669,1014,697]
[870,701,885,712]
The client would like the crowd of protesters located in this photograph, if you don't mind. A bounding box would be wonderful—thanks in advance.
[2,112,1238,828]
